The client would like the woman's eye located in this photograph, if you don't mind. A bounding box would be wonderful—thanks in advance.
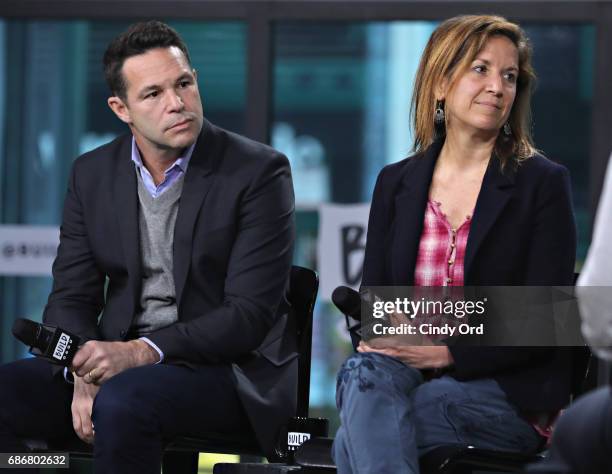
[473,65,486,73]
[504,72,517,83]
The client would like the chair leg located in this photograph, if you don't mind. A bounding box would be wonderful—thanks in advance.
[162,451,199,474]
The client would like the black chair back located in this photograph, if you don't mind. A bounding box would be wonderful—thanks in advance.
[289,266,319,418]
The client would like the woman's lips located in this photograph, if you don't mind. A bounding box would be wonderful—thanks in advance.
[476,101,501,109]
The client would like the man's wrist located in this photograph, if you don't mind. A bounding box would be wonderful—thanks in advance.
[63,367,75,384]
[130,339,160,365]
[139,337,164,364]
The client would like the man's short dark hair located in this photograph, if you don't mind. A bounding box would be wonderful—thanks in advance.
[103,20,191,100]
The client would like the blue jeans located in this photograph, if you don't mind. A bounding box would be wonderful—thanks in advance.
[333,352,543,474]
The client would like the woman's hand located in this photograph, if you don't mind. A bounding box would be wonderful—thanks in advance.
[358,340,454,369]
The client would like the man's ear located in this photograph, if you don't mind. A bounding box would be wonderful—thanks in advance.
[107,96,131,124]
[192,68,201,92]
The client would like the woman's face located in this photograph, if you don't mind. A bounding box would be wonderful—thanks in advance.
[443,35,519,137]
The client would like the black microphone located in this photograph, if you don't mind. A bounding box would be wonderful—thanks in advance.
[332,286,362,350]
[332,286,361,321]
[12,318,80,366]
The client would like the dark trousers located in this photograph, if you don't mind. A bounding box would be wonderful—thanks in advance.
[0,357,251,474]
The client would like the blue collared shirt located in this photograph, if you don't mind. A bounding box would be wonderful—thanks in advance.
[130,137,195,198]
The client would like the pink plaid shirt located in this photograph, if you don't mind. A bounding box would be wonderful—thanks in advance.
[413,199,555,443]
[414,199,471,287]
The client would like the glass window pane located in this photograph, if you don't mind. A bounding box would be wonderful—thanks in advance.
[526,25,594,260]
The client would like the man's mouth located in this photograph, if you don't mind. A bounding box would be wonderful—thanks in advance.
[168,119,191,131]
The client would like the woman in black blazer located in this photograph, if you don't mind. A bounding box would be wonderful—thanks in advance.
[333,15,576,474]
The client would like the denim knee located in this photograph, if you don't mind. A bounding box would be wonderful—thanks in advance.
[336,352,421,409]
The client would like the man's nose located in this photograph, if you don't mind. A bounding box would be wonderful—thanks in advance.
[166,90,185,111]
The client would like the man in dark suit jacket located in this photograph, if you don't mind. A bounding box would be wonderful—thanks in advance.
[0,21,295,473]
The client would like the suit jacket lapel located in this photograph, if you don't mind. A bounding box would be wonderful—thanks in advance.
[464,158,516,280]
[113,136,142,312]
[173,119,224,307]
[391,140,442,285]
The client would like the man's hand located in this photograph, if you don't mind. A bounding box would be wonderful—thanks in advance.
[358,341,453,369]
[71,375,100,444]
[71,340,160,385]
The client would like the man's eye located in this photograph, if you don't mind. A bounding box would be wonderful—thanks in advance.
[146,91,159,99]
[179,80,190,88]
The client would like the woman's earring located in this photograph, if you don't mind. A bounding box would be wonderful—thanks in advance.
[434,100,445,125]
[503,122,512,136]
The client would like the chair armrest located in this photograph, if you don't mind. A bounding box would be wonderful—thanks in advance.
[294,437,336,471]
[420,445,545,473]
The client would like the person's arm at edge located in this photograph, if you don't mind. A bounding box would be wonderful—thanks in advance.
[577,154,612,360]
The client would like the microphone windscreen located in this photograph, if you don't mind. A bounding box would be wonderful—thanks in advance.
[332,286,361,320]
[12,318,40,347]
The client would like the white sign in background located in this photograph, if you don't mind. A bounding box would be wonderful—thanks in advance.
[317,203,370,301]
[0,225,59,276]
